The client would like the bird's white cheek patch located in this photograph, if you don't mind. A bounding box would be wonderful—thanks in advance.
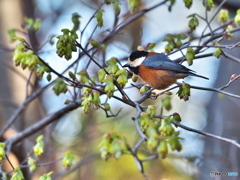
[128,56,146,67]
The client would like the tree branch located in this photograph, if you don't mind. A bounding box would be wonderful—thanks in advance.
[171,121,240,149]
[5,100,82,146]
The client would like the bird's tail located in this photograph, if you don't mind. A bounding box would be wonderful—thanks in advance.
[189,73,209,80]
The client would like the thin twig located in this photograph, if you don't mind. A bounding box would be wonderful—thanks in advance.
[171,121,240,149]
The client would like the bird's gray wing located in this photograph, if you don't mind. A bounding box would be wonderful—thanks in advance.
[141,54,193,73]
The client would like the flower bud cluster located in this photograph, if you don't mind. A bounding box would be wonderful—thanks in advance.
[216,9,240,40]
[39,172,53,180]
[52,78,68,96]
[28,157,37,172]
[138,106,182,159]
[11,167,24,180]
[23,17,41,31]
[8,29,24,42]
[177,82,191,101]
[13,42,50,78]
[99,133,129,160]
[56,13,81,60]
[163,34,187,53]
[81,88,101,114]
[56,29,78,60]
[33,135,45,158]
[98,58,129,98]
[62,151,75,170]
[188,14,199,31]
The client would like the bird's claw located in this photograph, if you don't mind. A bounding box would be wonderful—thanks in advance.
[141,88,157,99]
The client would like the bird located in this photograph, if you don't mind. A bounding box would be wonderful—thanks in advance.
[123,50,209,90]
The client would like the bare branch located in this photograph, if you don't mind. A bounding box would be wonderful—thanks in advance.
[171,121,240,149]
[5,100,82,146]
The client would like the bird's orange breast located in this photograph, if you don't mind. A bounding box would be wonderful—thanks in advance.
[139,65,178,89]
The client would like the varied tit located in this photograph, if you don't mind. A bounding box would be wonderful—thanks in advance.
[123,50,209,90]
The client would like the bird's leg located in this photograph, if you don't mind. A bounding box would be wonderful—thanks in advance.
[142,87,157,99]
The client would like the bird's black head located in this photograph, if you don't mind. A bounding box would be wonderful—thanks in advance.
[129,50,149,62]
[123,50,148,75]
[127,50,148,68]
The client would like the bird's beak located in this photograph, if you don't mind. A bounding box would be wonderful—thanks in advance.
[123,63,130,68]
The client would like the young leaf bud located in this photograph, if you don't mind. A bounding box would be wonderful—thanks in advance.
[146,105,156,118]
[139,86,150,94]
[11,167,24,180]
[172,113,181,123]
[169,134,182,151]
[202,0,214,11]
[0,143,5,164]
[113,2,121,16]
[225,25,234,40]
[104,83,115,98]
[68,71,76,80]
[234,9,240,26]
[218,9,229,24]
[147,138,158,152]
[95,9,104,27]
[71,13,81,31]
[62,151,75,170]
[183,0,193,9]
[115,69,128,77]
[230,74,239,81]
[147,43,157,50]
[157,140,168,159]
[52,78,68,95]
[64,99,71,105]
[165,42,174,53]
[159,123,174,136]
[28,157,37,172]
[78,70,89,84]
[103,103,111,111]
[106,57,118,65]
[175,39,182,48]
[163,97,172,111]
[107,64,119,75]
[164,91,172,95]
[100,44,107,51]
[188,17,199,31]
[104,75,114,83]
[117,75,128,87]
[137,46,145,51]
[92,90,101,105]
[33,135,45,158]
[128,0,139,13]
[131,74,138,82]
[89,39,99,47]
[98,69,106,83]
[39,172,54,180]
[33,19,41,31]
[213,47,222,58]
[185,47,195,66]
